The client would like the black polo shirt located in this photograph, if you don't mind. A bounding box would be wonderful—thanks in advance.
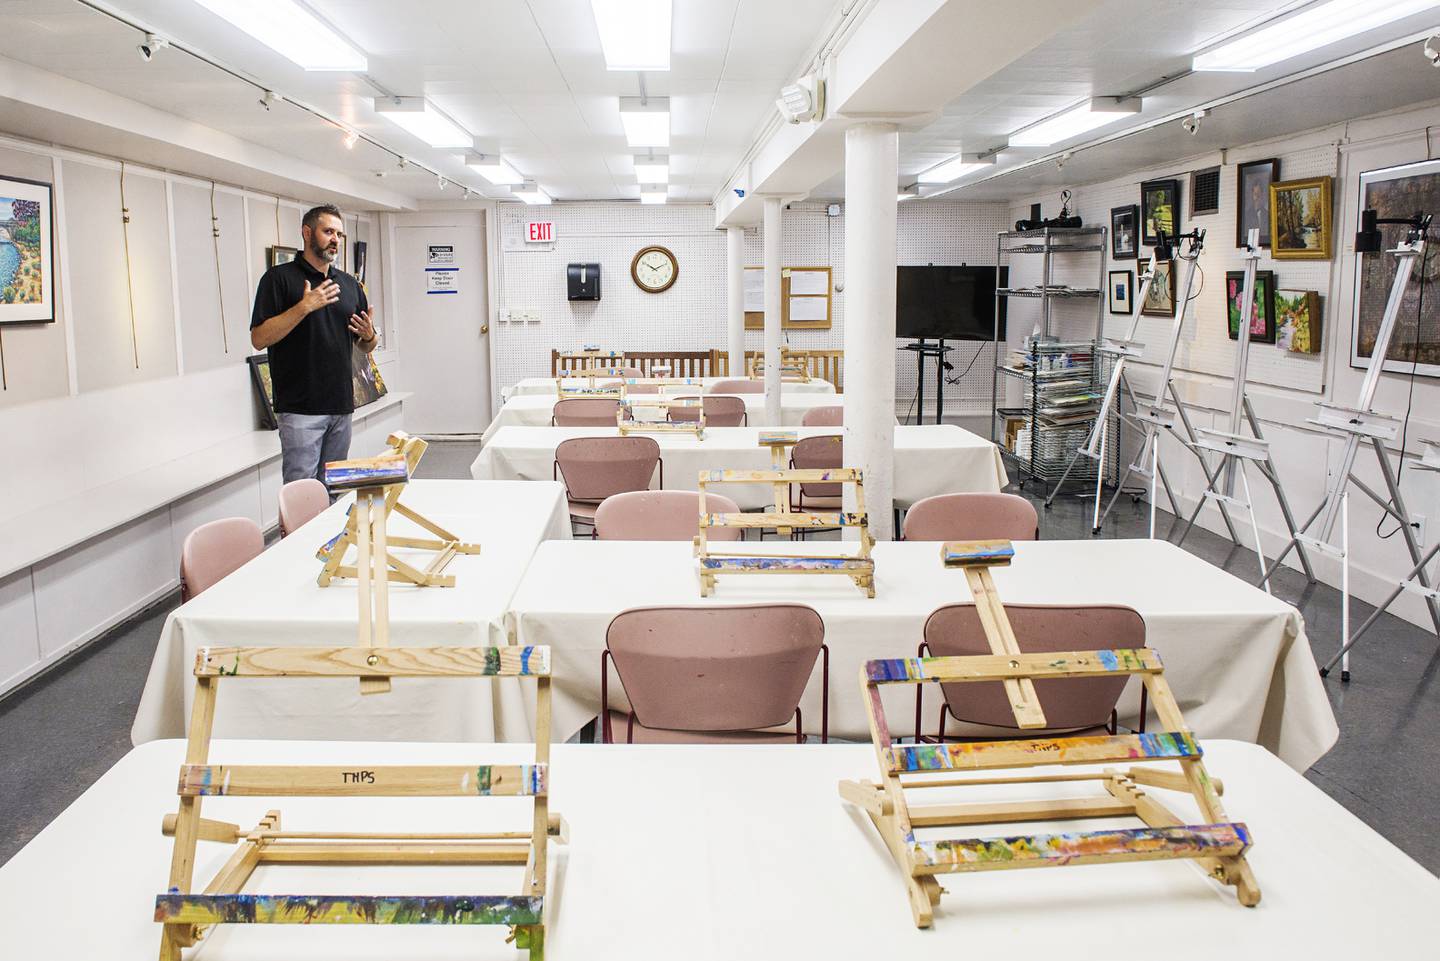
[250,256,369,415]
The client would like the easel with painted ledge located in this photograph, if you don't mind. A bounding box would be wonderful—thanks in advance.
[839,539,1259,928]
[316,432,479,591]
[615,395,706,437]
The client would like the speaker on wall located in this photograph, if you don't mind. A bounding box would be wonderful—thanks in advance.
[567,263,601,301]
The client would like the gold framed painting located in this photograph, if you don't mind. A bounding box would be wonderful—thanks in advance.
[1269,176,1333,260]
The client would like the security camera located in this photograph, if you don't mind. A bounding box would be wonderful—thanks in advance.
[258,90,276,111]
[137,33,168,62]
[1426,35,1440,67]
[1181,109,1207,136]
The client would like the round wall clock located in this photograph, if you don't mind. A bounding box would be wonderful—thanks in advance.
[630,245,678,293]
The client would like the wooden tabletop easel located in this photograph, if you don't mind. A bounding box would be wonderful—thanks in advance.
[839,539,1259,927]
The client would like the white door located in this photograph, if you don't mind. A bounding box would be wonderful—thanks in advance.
[394,218,491,433]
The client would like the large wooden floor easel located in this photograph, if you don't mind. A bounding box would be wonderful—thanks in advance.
[695,467,875,596]
[316,432,479,589]
[839,539,1259,927]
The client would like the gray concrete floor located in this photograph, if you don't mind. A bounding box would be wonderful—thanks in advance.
[2,438,1437,877]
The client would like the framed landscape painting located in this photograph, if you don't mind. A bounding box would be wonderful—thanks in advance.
[1275,289,1322,354]
[0,175,55,324]
[1141,178,1180,247]
[247,353,277,430]
[1270,176,1333,260]
[267,245,298,268]
[1226,269,1276,344]
[1352,159,1440,377]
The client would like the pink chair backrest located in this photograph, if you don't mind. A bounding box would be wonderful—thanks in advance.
[594,490,742,541]
[277,478,329,537]
[791,434,843,501]
[180,517,264,601]
[709,378,764,394]
[618,366,644,378]
[924,604,1142,733]
[669,395,745,426]
[800,404,843,427]
[607,605,824,732]
[902,492,1039,542]
[555,436,660,503]
[553,397,622,426]
[626,382,662,394]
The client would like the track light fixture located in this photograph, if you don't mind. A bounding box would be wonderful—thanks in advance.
[137,33,169,62]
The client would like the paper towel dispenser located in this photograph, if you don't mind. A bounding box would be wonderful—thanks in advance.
[567,263,601,301]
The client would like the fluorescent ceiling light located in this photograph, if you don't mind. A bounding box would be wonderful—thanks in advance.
[190,0,366,71]
[1007,98,1141,147]
[463,152,524,185]
[639,184,668,205]
[633,154,669,183]
[513,181,552,205]
[591,0,671,71]
[619,97,670,147]
[1193,0,1440,72]
[373,97,470,148]
[917,153,994,184]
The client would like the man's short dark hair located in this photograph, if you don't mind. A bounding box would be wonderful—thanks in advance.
[302,203,343,231]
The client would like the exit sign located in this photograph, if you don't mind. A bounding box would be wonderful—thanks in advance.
[527,221,554,243]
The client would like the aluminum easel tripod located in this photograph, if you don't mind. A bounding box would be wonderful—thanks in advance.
[1093,230,1244,540]
[1179,230,1315,588]
[1296,213,1440,679]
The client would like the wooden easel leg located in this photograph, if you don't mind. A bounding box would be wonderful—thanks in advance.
[159,675,219,959]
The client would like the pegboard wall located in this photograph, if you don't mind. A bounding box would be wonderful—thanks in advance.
[1008,142,1339,400]
[492,199,1009,414]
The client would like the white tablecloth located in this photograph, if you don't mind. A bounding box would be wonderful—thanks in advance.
[131,480,571,745]
[481,393,849,443]
[502,376,837,398]
[471,425,1008,508]
[507,538,1337,770]
[2,738,1433,960]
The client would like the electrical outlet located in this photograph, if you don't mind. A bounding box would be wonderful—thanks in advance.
[1413,514,1427,547]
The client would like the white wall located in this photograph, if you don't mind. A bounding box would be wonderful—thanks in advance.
[490,198,1009,414]
[1005,100,1440,632]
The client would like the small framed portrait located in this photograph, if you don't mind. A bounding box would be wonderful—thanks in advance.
[1140,178,1180,247]
[1108,270,1134,315]
[267,245,298,268]
[1226,269,1277,344]
[1271,176,1334,260]
[1236,158,1280,248]
[1275,289,1322,354]
[1141,260,1177,318]
[1110,205,1138,260]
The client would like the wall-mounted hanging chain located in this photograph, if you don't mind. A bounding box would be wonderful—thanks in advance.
[119,161,140,369]
[210,181,229,353]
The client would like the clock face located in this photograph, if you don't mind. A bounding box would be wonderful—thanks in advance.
[631,245,678,293]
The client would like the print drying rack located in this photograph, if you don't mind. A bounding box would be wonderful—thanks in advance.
[694,467,875,597]
[616,395,706,437]
[154,453,563,959]
[839,539,1259,928]
[316,432,479,591]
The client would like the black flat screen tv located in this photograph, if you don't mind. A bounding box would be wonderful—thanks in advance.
[895,265,1006,341]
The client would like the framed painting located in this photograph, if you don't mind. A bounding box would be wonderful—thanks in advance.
[267,245,298,268]
[351,343,389,407]
[353,239,368,285]
[1275,289,1322,354]
[1352,159,1440,377]
[0,175,55,324]
[246,353,277,430]
[1110,205,1138,260]
[1108,270,1133,315]
[1225,269,1276,344]
[1140,178,1180,247]
[1141,260,1176,318]
[1235,158,1279,248]
[1270,176,1333,260]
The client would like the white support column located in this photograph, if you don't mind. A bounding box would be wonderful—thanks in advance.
[843,122,899,540]
[762,196,783,426]
[726,225,745,378]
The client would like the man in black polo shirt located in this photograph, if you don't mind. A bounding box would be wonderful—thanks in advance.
[250,204,377,486]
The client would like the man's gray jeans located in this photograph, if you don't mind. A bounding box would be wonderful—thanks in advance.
[277,413,352,486]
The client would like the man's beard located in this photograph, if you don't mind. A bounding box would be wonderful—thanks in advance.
[310,239,339,263]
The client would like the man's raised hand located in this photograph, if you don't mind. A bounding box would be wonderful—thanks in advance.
[300,279,341,314]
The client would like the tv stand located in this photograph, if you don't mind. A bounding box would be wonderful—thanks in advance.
[902,339,953,425]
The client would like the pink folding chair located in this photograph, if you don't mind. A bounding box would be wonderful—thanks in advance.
[600,605,828,743]
[669,395,746,427]
[915,604,1147,742]
[594,490,742,541]
[800,404,843,426]
[901,492,1039,542]
[277,478,330,537]
[626,382,663,394]
[553,435,662,533]
[790,434,843,511]
[552,397,622,426]
[708,378,764,394]
[179,517,264,602]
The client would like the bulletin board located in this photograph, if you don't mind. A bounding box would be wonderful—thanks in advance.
[743,266,832,330]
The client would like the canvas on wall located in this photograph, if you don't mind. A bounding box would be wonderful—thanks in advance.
[1226,270,1276,344]
[352,343,388,407]
[1275,289,1322,354]
[1353,159,1440,377]
[0,175,55,324]
[1141,178,1180,247]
